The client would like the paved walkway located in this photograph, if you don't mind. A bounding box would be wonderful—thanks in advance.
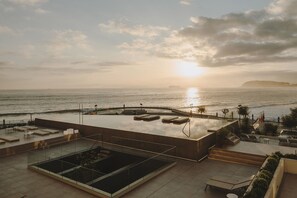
[223,141,297,156]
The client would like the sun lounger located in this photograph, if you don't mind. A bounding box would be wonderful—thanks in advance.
[13,126,27,132]
[142,115,160,121]
[162,116,178,123]
[33,130,50,136]
[279,138,290,146]
[0,135,20,142]
[23,126,38,130]
[172,117,190,124]
[288,138,297,147]
[134,114,150,120]
[41,129,60,134]
[205,175,254,191]
[24,131,34,138]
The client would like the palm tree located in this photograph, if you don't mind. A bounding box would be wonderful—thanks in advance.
[197,106,206,115]
[237,105,249,120]
[222,108,229,118]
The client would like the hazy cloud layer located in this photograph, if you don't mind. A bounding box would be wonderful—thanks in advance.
[0,25,15,35]
[0,61,132,74]
[118,0,297,67]
[47,30,91,59]
[177,0,297,66]
[7,0,47,6]
[34,7,48,14]
[99,20,169,37]
[180,0,191,6]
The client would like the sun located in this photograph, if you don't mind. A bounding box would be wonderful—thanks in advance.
[175,60,204,78]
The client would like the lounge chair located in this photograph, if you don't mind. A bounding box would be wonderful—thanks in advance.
[162,116,178,123]
[23,126,38,130]
[41,129,60,134]
[248,135,258,142]
[279,138,290,146]
[205,175,254,192]
[142,115,160,121]
[288,138,297,147]
[33,130,50,136]
[0,135,20,142]
[172,117,190,124]
[133,114,150,120]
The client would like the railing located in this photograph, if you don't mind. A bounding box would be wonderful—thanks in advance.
[27,134,176,197]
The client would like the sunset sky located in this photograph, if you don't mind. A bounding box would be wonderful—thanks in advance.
[0,0,297,89]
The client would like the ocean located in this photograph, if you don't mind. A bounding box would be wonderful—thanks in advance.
[0,87,297,122]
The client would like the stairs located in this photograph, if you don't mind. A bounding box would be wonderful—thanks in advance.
[208,147,266,167]
[226,133,240,145]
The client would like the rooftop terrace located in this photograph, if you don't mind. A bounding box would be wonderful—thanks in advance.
[36,113,228,140]
[0,139,258,198]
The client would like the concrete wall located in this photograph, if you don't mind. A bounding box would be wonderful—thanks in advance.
[35,118,217,161]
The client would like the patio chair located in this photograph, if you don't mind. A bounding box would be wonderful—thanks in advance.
[205,175,254,191]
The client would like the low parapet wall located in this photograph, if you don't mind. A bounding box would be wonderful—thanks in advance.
[0,133,78,157]
[35,118,217,161]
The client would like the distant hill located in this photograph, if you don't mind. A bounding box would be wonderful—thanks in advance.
[242,81,297,88]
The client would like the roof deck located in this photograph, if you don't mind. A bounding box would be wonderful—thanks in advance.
[36,113,228,140]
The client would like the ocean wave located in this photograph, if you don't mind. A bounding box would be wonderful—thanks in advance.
[248,101,297,109]
[0,109,80,116]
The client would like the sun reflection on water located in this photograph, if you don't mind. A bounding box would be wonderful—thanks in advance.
[185,87,200,107]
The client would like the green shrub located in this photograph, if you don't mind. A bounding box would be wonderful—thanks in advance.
[258,172,272,183]
[246,178,269,198]
[253,177,269,189]
[284,153,297,160]
[244,186,267,198]
[264,123,278,135]
[274,151,283,159]
[263,157,279,173]
[260,169,273,178]
[270,154,280,162]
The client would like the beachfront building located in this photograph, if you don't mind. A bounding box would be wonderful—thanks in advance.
[1,111,297,198]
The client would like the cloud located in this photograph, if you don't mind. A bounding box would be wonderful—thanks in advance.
[0,25,15,35]
[7,0,47,6]
[47,30,92,58]
[117,0,297,67]
[0,60,134,75]
[0,61,14,69]
[267,0,297,17]
[34,8,49,14]
[99,20,169,37]
[92,61,132,67]
[180,0,191,5]
[114,0,297,67]
[176,0,297,67]
[71,60,133,69]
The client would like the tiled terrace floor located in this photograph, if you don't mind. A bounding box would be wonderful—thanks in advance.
[0,149,258,198]
[277,173,297,198]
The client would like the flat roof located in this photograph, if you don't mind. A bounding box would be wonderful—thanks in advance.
[37,114,228,139]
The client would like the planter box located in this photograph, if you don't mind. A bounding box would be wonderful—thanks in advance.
[245,158,297,198]
[264,158,297,198]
